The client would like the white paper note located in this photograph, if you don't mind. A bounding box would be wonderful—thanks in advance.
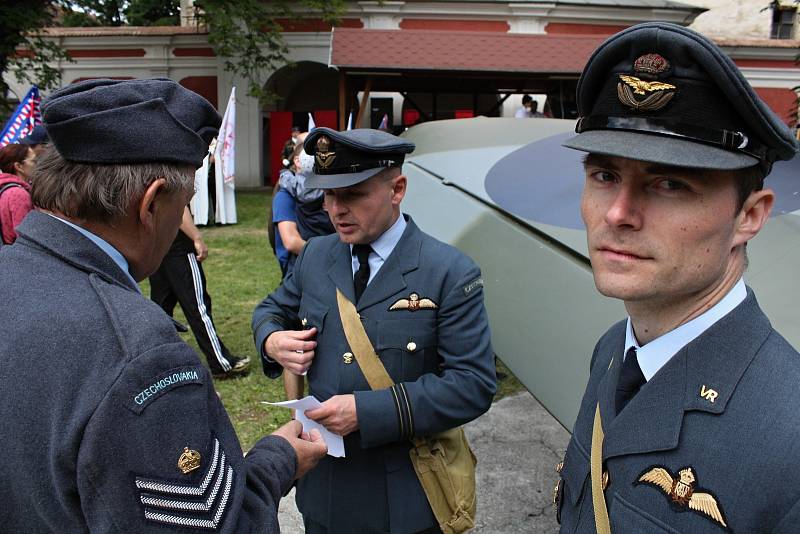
[262,396,346,458]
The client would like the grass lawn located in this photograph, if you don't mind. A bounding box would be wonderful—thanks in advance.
[142,191,522,451]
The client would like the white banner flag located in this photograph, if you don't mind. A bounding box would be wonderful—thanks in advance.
[214,87,237,224]
[190,153,210,225]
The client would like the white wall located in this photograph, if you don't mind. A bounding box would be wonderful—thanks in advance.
[686,0,773,39]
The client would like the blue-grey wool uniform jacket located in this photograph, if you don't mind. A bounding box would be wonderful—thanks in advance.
[252,216,497,533]
[556,289,800,533]
[0,212,296,533]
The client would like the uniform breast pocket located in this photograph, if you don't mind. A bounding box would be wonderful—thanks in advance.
[557,438,591,533]
[298,296,328,335]
[376,319,437,382]
[298,298,331,387]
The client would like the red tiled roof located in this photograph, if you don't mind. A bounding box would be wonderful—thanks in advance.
[330,28,607,73]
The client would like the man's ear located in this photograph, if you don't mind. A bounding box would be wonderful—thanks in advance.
[138,178,168,231]
[391,175,407,205]
[733,188,774,248]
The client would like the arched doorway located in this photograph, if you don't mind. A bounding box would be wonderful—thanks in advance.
[262,61,339,184]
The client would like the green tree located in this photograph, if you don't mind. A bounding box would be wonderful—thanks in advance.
[2,0,347,112]
[194,0,346,104]
[0,1,71,111]
[126,0,180,26]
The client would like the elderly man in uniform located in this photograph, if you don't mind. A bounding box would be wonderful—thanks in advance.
[553,23,800,533]
[0,78,327,532]
[252,128,497,533]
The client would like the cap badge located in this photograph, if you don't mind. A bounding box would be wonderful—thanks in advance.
[617,75,677,112]
[315,135,336,169]
[637,466,727,528]
[177,447,201,474]
[633,53,671,76]
[389,292,438,312]
[617,53,676,112]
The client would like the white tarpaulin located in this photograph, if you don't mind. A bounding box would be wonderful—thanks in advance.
[214,87,237,224]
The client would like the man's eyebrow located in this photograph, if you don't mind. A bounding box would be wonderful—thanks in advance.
[582,154,617,169]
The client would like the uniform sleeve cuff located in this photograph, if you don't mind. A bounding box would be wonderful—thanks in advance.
[355,385,414,448]
[255,323,284,379]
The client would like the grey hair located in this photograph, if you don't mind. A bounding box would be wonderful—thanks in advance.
[30,146,196,223]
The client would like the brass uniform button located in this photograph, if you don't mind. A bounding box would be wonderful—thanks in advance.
[406,341,417,352]
[343,352,354,364]
[602,470,609,490]
[301,318,308,327]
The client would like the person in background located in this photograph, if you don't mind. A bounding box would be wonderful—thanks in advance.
[279,142,335,241]
[19,124,49,155]
[273,143,308,278]
[515,94,533,118]
[281,126,302,169]
[150,204,251,379]
[529,100,545,118]
[0,143,36,245]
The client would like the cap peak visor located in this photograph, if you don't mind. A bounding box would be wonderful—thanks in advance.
[304,167,385,189]
[563,130,759,171]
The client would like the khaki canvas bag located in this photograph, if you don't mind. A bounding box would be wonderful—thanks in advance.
[336,289,477,534]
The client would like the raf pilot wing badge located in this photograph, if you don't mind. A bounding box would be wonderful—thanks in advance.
[389,292,438,312]
[637,466,728,530]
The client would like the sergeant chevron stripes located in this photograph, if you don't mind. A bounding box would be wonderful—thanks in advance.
[136,440,221,496]
[135,438,235,530]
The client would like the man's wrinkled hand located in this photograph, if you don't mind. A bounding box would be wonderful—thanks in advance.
[265,328,317,375]
[272,420,327,479]
[305,394,358,437]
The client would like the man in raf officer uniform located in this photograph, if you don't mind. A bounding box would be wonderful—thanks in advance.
[252,127,497,533]
[554,23,800,533]
[0,78,327,532]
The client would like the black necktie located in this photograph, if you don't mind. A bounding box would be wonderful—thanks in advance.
[353,244,372,302]
[615,347,646,414]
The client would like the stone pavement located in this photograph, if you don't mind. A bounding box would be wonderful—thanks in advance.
[277,392,571,533]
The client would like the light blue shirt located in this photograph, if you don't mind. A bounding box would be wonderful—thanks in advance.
[350,214,407,285]
[624,278,747,381]
[46,213,140,290]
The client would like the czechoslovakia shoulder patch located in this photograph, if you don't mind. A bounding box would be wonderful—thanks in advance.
[129,365,203,414]
[135,438,234,530]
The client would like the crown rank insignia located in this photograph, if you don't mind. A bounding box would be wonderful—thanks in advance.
[177,447,202,474]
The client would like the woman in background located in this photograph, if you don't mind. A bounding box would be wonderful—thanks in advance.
[0,143,36,245]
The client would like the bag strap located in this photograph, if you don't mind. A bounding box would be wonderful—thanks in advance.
[335,288,394,390]
[591,404,612,534]
[0,183,22,197]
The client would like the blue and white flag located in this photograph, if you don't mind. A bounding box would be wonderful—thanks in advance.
[0,86,42,148]
[307,112,316,131]
[346,111,353,131]
[378,113,389,130]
